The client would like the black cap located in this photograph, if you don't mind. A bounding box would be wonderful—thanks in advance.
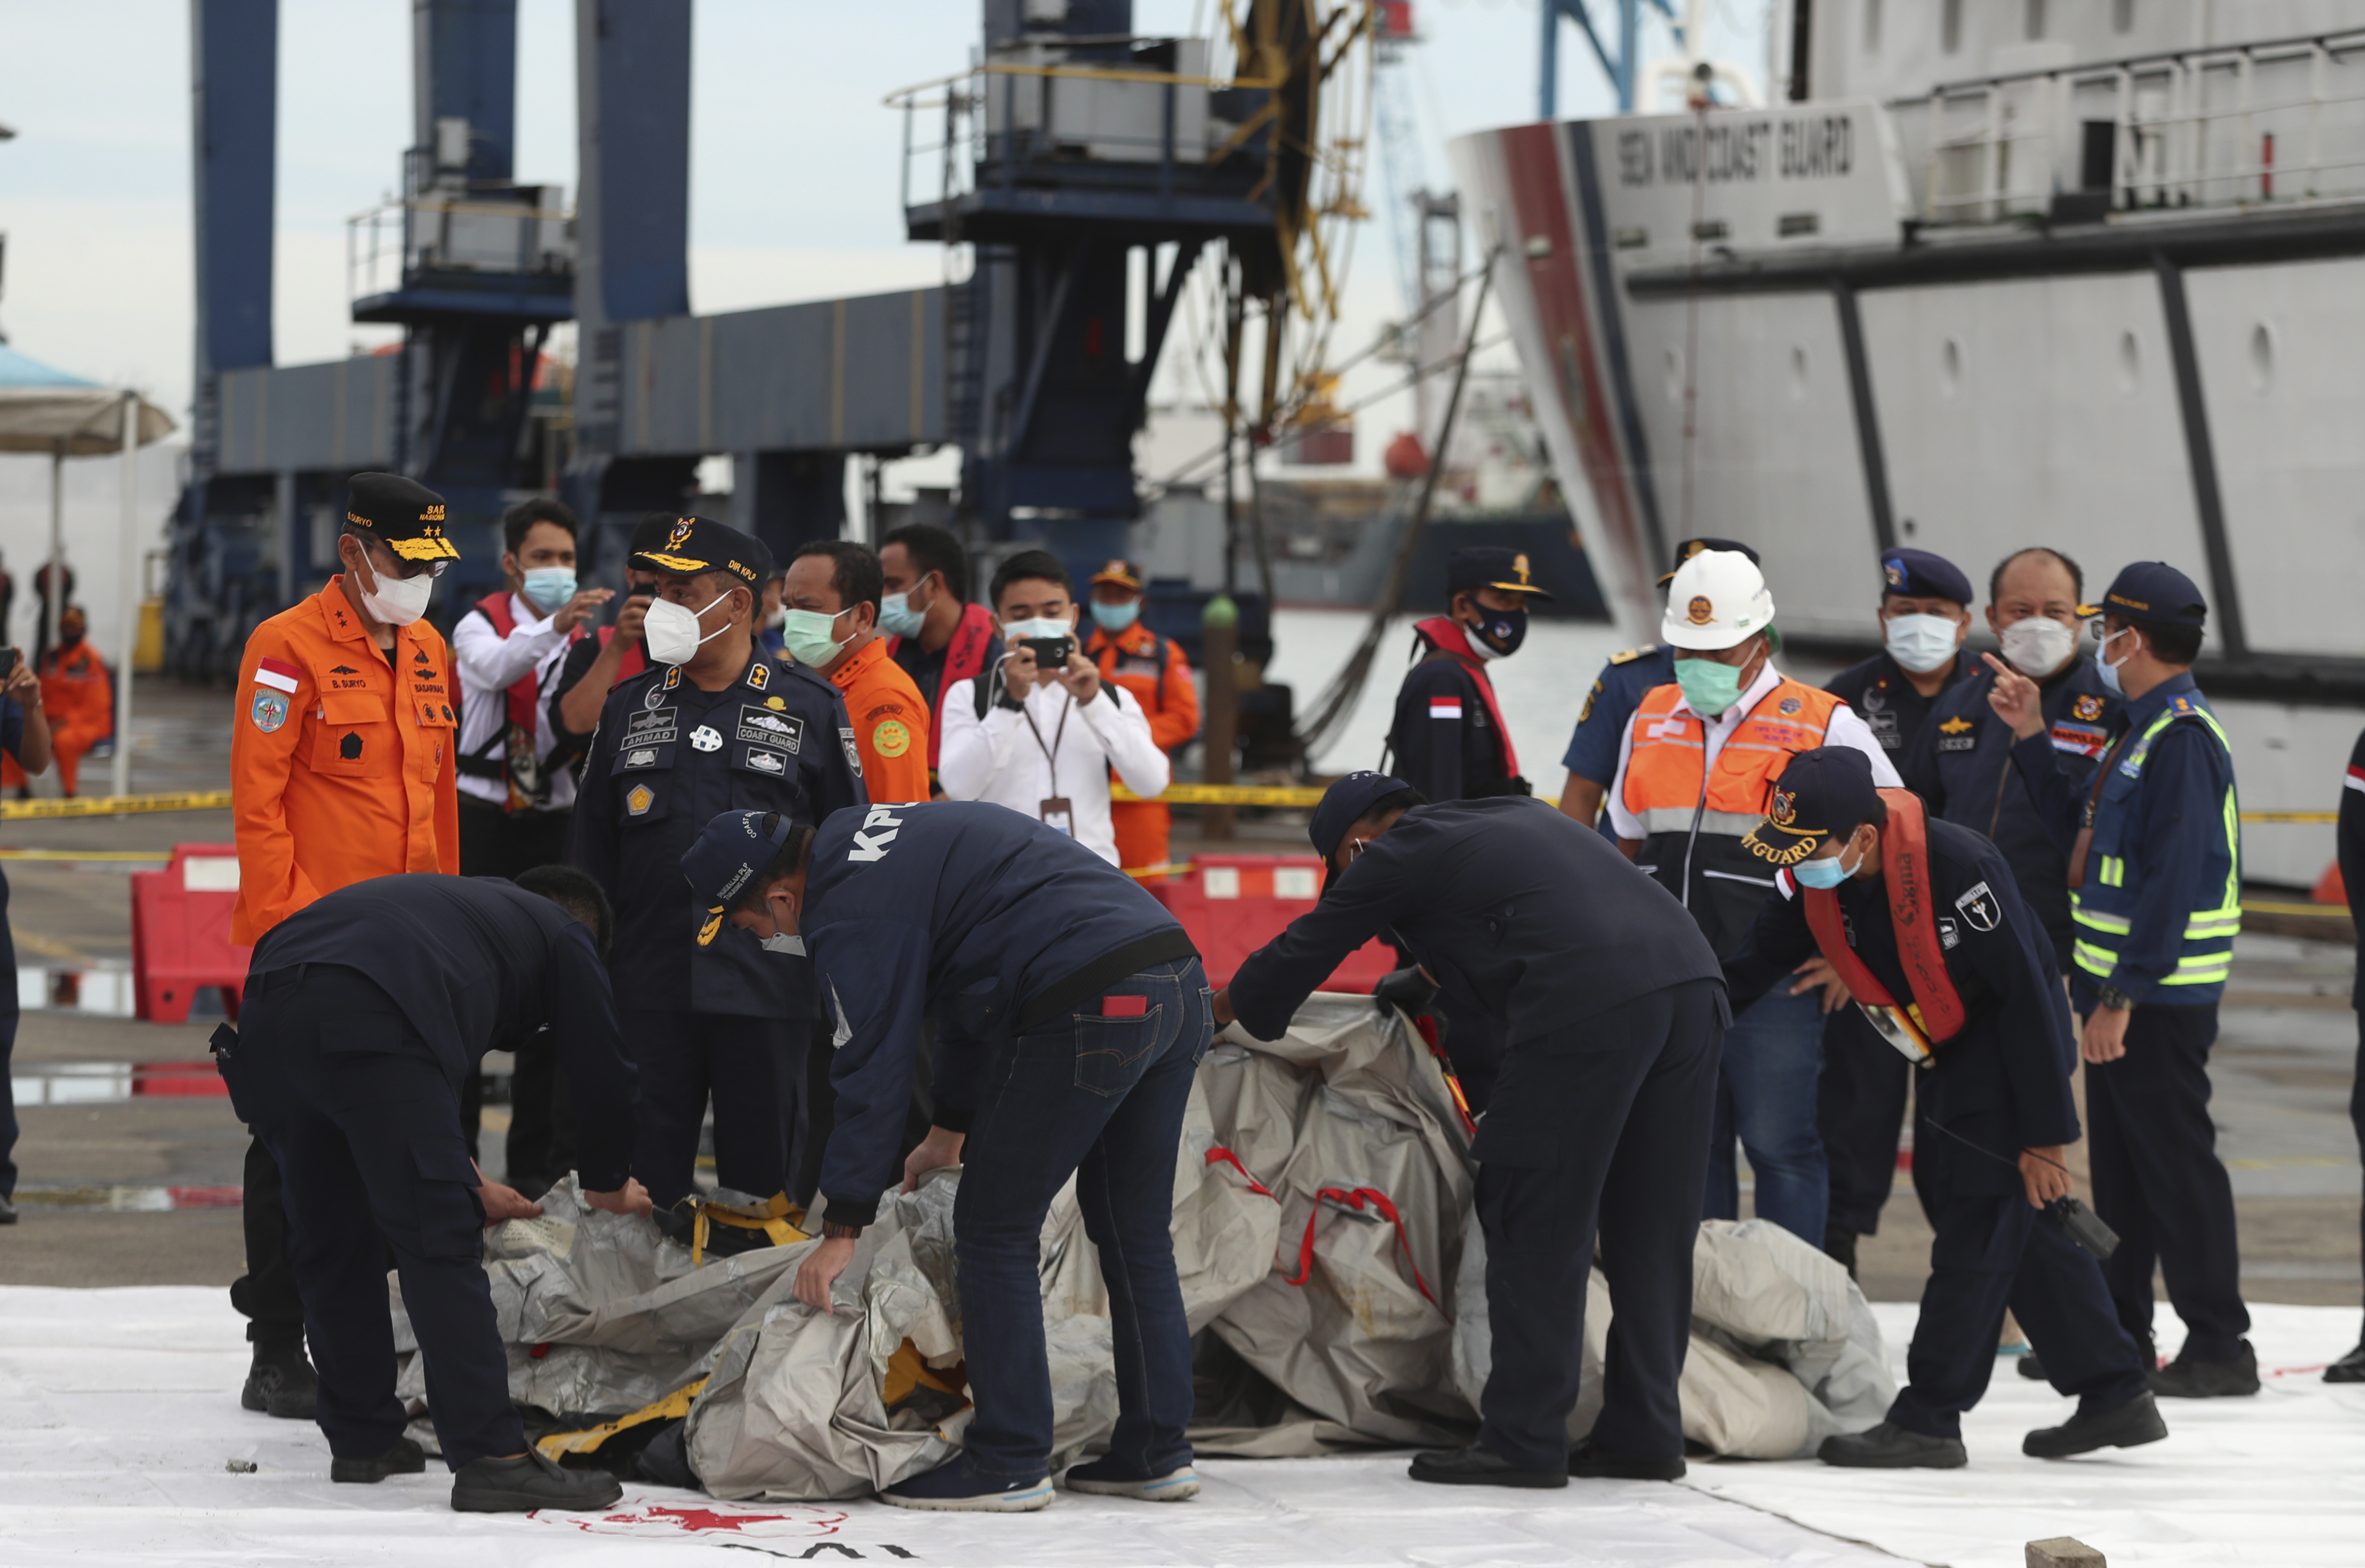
[632,515,771,589]
[345,473,458,563]
[1738,748,1883,869]
[1880,547,1973,606]
[628,510,686,558]
[1657,536,1759,587]
[1446,547,1554,601]
[681,809,799,908]
[1309,771,1413,870]
[2085,561,2206,629]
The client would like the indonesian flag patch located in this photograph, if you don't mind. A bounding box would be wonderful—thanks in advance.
[2346,764,2365,796]
[253,656,300,694]
[1429,697,1463,719]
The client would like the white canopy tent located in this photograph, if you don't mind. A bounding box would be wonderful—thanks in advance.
[0,344,176,798]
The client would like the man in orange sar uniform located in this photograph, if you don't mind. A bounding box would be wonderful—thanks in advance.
[1,606,109,797]
[1083,560,1198,876]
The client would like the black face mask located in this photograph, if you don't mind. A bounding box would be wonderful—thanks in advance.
[1473,605,1528,658]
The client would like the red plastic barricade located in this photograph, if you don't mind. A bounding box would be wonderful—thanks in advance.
[1149,853,1397,991]
[130,844,251,1024]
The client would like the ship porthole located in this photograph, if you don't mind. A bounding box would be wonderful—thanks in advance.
[1788,345,1808,400]
[2117,330,2139,392]
[2249,323,2275,393]
[1940,337,1963,396]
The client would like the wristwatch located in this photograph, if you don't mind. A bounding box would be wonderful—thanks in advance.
[2096,984,2135,1011]
[821,1219,862,1240]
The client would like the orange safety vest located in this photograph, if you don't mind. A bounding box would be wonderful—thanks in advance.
[1798,789,1968,1066]
[1621,674,1844,954]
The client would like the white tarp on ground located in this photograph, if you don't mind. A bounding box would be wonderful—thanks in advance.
[7,1285,2365,1567]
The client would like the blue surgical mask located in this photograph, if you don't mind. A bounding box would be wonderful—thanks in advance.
[878,579,931,640]
[521,567,577,613]
[1794,836,1862,889]
[2095,625,2139,696]
[1091,600,1141,634]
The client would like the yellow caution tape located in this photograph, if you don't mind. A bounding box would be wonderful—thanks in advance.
[2238,811,2339,824]
[1123,862,1194,879]
[535,1375,711,1460]
[2239,898,2350,919]
[0,789,232,820]
[1112,782,1326,807]
[0,849,170,862]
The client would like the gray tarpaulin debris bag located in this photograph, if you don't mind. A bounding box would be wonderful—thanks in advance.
[1450,1214,1896,1460]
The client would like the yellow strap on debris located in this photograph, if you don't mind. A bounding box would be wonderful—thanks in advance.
[534,1375,711,1460]
[690,1190,808,1269]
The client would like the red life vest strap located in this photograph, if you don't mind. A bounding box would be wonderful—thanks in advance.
[1800,789,1968,1044]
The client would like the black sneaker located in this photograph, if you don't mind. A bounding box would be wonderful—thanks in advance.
[1817,1422,1968,1469]
[332,1436,428,1483]
[2324,1340,2365,1384]
[241,1345,319,1420]
[451,1449,623,1513]
[2150,1341,2260,1398]
[1406,1444,1566,1490]
[880,1454,1054,1512]
[2023,1391,2168,1459]
[1062,1456,1201,1501]
[1567,1438,1685,1481]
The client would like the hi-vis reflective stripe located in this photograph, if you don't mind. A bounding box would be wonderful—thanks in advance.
[2099,854,2125,887]
[1633,807,1761,836]
[1429,697,1463,718]
[2074,904,2241,940]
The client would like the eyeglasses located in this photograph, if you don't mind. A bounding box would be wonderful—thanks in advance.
[366,540,447,581]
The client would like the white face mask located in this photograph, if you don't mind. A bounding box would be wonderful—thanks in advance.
[1883,612,1960,674]
[356,555,435,627]
[757,893,804,955]
[1003,615,1074,643]
[1998,615,2078,679]
[643,590,733,666]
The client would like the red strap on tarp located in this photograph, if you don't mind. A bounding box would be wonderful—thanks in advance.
[1203,1145,1275,1198]
[1283,1185,1440,1311]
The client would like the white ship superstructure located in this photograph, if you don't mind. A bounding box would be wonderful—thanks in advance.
[1455,2,2365,882]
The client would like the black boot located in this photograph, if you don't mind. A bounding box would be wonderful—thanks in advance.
[1823,1225,1859,1282]
[241,1341,318,1420]
[1407,1444,1567,1489]
[1567,1437,1685,1481]
[451,1449,623,1513]
[2151,1340,2260,1398]
[2022,1391,2168,1459]
[332,1436,428,1483]
[2325,1334,2365,1384]
[1817,1422,1967,1469]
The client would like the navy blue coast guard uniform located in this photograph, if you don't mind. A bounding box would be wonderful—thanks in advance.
[798,802,1208,1488]
[567,650,864,1207]
[220,875,641,1467]
[1723,815,2153,1442]
[1561,645,1675,828]
[1227,796,1726,1474]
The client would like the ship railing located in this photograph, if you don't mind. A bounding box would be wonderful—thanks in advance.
[1896,30,2365,225]
[346,192,574,303]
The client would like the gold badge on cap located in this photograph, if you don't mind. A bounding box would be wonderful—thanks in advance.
[668,517,694,550]
[1512,553,1532,584]
[1769,788,1798,828]
[1686,594,1715,626]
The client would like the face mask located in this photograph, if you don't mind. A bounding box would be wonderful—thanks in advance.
[781,606,854,668]
[1676,654,1748,717]
[1998,615,2077,679]
[2095,625,2136,696]
[357,556,435,627]
[644,590,732,667]
[1090,600,1140,634]
[1883,612,1960,674]
[1004,615,1074,643]
[521,567,577,613]
[878,577,932,640]
[1470,605,1528,660]
[1793,831,1866,890]
[758,895,805,954]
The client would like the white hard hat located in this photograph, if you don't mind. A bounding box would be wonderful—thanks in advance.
[1661,549,1775,650]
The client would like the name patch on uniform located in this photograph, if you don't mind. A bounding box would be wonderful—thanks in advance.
[737,705,804,751]
[1954,881,2001,933]
[1117,656,1162,678]
[1937,735,1977,753]
[1428,697,1463,719]
[2050,723,2105,759]
[690,726,723,753]
[250,690,290,733]
[741,746,787,776]
[623,747,660,769]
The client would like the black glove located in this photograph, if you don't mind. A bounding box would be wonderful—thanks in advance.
[1372,966,1440,1016]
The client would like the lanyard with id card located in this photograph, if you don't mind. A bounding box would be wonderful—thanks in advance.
[1023,696,1075,837]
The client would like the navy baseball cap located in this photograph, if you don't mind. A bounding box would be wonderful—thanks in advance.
[2085,561,2206,629]
[682,809,799,909]
[1880,548,1973,607]
[632,515,772,589]
[1310,771,1414,870]
[1657,536,1760,587]
[1446,547,1554,601]
[1739,748,1883,869]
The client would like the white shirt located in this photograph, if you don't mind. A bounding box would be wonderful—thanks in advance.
[938,674,1171,865]
[1605,659,1901,840]
[451,591,579,811]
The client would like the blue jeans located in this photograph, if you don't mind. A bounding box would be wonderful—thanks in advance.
[1702,986,1828,1245]
[951,957,1212,1481]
